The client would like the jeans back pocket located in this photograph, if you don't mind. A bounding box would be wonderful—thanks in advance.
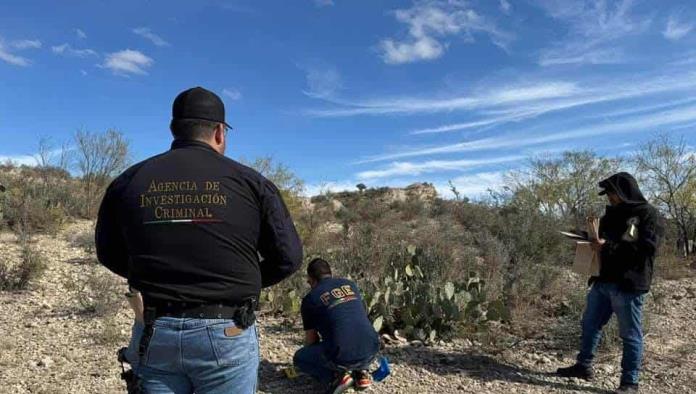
[207,322,255,367]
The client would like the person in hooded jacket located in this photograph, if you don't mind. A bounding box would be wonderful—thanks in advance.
[557,172,664,394]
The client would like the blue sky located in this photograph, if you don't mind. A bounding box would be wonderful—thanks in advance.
[1,0,696,197]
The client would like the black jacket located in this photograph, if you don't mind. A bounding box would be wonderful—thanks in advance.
[95,139,303,304]
[595,172,664,292]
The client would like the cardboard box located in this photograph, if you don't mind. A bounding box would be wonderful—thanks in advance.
[573,241,601,277]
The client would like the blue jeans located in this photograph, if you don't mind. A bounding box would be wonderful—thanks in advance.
[125,318,259,394]
[293,342,375,385]
[577,282,646,384]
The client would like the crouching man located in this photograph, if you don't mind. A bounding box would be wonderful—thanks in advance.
[294,258,380,394]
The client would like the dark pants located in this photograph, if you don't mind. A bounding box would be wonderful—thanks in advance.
[293,342,375,384]
[577,282,647,384]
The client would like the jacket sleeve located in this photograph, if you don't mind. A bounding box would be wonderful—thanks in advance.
[257,181,303,288]
[95,180,129,279]
[601,208,662,266]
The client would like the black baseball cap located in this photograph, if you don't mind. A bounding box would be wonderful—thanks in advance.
[172,87,232,129]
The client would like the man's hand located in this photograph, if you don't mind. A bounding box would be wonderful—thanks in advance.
[591,238,606,252]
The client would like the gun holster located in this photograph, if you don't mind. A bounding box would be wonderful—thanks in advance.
[233,297,258,329]
[117,347,143,394]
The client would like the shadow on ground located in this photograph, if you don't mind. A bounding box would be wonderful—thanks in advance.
[258,359,321,394]
[258,345,613,394]
[382,346,613,394]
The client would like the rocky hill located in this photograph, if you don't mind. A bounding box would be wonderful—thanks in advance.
[0,221,694,393]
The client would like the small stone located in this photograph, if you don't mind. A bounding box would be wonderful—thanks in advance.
[38,357,53,368]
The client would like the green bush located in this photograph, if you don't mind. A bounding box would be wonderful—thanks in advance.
[0,165,72,235]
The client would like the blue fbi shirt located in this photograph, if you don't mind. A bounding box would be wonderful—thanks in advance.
[301,277,380,365]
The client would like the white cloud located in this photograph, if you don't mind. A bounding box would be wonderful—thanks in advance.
[80,69,88,76]
[663,16,693,41]
[435,171,506,199]
[75,28,87,39]
[309,81,578,117]
[223,88,242,100]
[304,172,509,200]
[357,155,523,180]
[52,43,98,57]
[499,0,511,15]
[380,35,444,65]
[313,0,334,7]
[535,0,651,66]
[671,51,696,66]
[539,47,626,66]
[362,103,696,163]
[536,0,649,38]
[133,27,171,47]
[379,1,513,64]
[302,64,342,99]
[0,39,30,66]
[309,69,696,140]
[0,154,37,166]
[101,49,153,76]
[11,39,41,49]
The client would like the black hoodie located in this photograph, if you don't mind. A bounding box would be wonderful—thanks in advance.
[594,172,664,292]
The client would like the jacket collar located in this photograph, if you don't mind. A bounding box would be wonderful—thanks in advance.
[170,139,217,153]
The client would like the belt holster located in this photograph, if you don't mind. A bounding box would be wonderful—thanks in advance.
[138,306,157,364]
[233,297,257,329]
[117,347,142,394]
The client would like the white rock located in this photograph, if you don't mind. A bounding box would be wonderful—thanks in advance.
[38,357,53,368]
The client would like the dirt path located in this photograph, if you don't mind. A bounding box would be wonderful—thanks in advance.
[1,222,694,393]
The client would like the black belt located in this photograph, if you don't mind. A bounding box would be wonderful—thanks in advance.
[142,297,258,325]
[137,297,257,366]
[146,301,243,319]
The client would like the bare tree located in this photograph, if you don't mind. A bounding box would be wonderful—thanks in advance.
[507,151,622,229]
[74,129,130,217]
[634,134,696,257]
[35,136,53,169]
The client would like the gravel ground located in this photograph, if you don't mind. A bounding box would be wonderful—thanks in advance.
[1,222,694,394]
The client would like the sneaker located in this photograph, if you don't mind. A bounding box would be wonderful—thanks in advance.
[326,371,354,394]
[556,363,594,380]
[614,383,639,393]
[353,370,372,391]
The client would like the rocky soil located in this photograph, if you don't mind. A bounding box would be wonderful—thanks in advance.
[1,221,694,394]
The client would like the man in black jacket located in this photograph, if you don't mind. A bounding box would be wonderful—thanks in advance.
[557,172,663,394]
[96,86,303,393]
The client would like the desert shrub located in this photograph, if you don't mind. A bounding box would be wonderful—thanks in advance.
[388,196,425,222]
[0,236,45,291]
[0,172,69,235]
[63,266,124,316]
[94,316,128,346]
[655,253,694,280]
[67,227,96,254]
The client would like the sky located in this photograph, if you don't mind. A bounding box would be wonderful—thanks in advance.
[1,0,696,198]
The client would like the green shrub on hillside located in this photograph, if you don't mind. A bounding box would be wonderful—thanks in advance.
[0,236,45,291]
[0,166,71,235]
